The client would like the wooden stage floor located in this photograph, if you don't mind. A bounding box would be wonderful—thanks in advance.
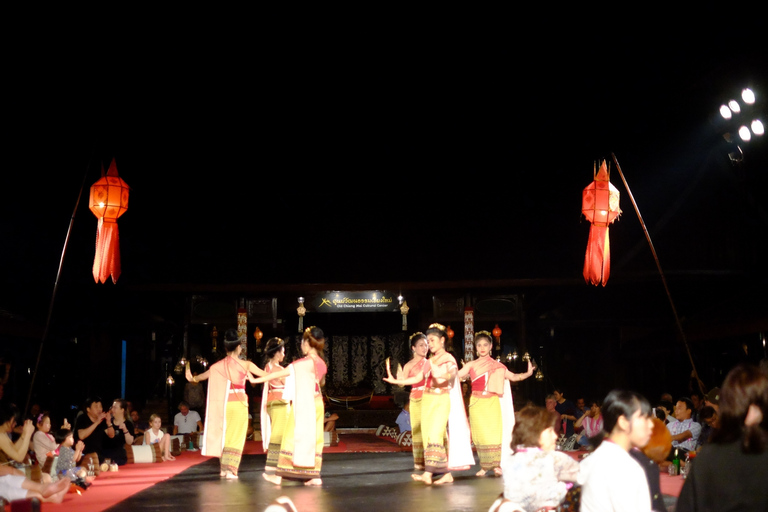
[94,449,678,512]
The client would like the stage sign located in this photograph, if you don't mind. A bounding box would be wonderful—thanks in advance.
[312,291,399,313]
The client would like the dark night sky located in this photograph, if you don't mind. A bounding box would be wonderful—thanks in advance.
[2,23,767,333]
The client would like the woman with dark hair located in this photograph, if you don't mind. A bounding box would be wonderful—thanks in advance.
[383,331,430,470]
[457,330,534,477]
[411,323,473,485]
[676,363,768,511]
[185,328,265,479]
[489,404,579,511]
[254,326,328,486]
[578,389,654,511]
[260,337,287,477]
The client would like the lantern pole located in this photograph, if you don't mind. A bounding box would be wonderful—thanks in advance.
[24,160,93,418]
[611,153,706,395]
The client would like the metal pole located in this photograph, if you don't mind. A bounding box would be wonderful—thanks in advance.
[24,160,92,417]
[611,153,706,395]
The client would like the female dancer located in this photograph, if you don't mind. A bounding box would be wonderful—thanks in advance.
[260,337,287,476]
[412,323,473,485]
[457,330,534,476]
[253,326,327,486]
[185,328,265,479]
[383,332,429,470]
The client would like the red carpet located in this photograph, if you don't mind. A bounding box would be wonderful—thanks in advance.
[44,434,406,511]
[50,450,207,512]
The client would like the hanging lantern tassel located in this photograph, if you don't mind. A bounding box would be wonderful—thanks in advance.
[400,301,409,331]
[297,297,306,333]
[89,159,130,284]
[582,160,621,286]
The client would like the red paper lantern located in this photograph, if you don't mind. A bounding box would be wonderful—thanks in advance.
[89,159,129,283]
[582,160,621,286]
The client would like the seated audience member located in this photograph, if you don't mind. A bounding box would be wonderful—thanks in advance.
[0,403,34,464]
[184,368,206,421]
[677,364,768,512]
[703,386,720,415]
[657,400,674,424]
[574,396,589,434]
[578,389,655,512]
[574,398,603,448]
[145,414,175,461]
[102,398,134,465]
[666,397,701,456]
[490,404,579,512]
[74,396,113,466]
[696,405,718,449]
[173,401,203,435]
[0,465,70,504]
[130,409,149,443]
[553,389,581,438]
[324,411,339,432]
[54,428,86,481]
[396,401,411,433]
[32,411,67,468]
[689,391,704,423]
[544,394,562,435]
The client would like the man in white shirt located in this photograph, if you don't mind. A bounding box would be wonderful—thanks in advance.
[666,397,701,454]
[173,401,203,435]
[578,389,654,512]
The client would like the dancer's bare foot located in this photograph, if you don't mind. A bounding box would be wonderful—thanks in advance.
[433,473,453,485]
[476,469,487,477]
[225,472,239,480]
[304,478,322,486]
[493,467,503,477]
[220,471,227,478]
[411,472,433,484]
[263,473,282,485]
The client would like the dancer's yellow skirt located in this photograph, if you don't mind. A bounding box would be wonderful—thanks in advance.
[469,395,502,470]
[410,396,424,470]
[421,392,450,475]
[277,395,324,480]
[265,399,288,472]
[220,399,249,475]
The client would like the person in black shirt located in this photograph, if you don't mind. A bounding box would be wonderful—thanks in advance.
[74,396,113,466]
[553,389,581,437]
[102,398,134,465]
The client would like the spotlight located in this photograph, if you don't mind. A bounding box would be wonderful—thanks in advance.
[751,119,764,136]
[742,88,756,104]
[739,126,752,141]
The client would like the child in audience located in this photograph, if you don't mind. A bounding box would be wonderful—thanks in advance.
[32,412,59,467]
[144,414,175,461]
[54,428,86,481]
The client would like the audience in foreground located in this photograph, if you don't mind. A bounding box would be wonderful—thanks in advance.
[676,363,768,511]
[490,404,579,511]
[578,389,654,512]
